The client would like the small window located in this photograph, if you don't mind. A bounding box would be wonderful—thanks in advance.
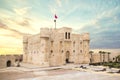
[68,32,70,39]
[51,41,53,47]
[80,50,82,53]
[25,47,27,50]
[73,50,75,52]
[60,41,62,45]
[51,50,53,53]
[80,42,82,44]
[73,41,75,47]
[65,32,67,39]
[61,50,64,53]
[50,50,53,56]
[15,59,18,62]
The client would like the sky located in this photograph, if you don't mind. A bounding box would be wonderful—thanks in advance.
[0,0,120,54]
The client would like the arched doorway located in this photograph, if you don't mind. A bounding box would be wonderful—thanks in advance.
[49,50,53,66]
[66,51,70,63]
[6,60,11,67]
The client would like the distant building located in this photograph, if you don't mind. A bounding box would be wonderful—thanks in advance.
[23,27,90,67]
[90,50,120,63]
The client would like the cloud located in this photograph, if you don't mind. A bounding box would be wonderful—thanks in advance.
[0,34,21,39]
[0,21,26,39]
[0,35,22,49]
[13,7,31,16]
[56,0,62,7]
[18,18,30,26]
[0,9,36,34]
[78,25,120,49]
[95,6,120,21]
[15,17,32,27]
[49,5,57,14]
[15,17,41,32]
[75,6,120,49]
[0,0,120,52]
[0,21,6,27]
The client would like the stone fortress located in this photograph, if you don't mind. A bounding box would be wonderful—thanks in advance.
[23,27,90,67]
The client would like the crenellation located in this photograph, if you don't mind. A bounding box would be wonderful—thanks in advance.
[82,33,90,41]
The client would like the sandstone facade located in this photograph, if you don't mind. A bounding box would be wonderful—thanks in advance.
[23,27,90,67]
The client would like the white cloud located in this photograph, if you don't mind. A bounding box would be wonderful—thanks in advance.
[96,6,120,20]
[113,16,120,24]
[13,7,31,16]
[81,6,120,29]
[65,0,69,4]
[56,0,62,7]
[49,5,57,15]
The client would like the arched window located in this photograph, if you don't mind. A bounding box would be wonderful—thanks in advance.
[51,41,53,47]
[65,32,67,39]
[80,41,82,44]
[80,50,82,53]
[60,41,62,48]
[73,50,75,52]
[73,41,75,47]
[50,50,53,53]
[61,50,64,53]
[68,32,70,39]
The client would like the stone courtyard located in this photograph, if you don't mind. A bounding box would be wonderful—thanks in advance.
[0,63,120,80]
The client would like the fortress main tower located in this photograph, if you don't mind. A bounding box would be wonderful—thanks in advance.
[23,27,90,67]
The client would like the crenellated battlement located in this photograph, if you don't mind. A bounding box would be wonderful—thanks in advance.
[58,27,72,33]
[23,34,31,43]
[40,28,51,38]
[82,33,90,41]
[0,54,22,57]
[40,28,50,31]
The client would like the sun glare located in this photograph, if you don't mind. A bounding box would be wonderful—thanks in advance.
[0,48,23,55]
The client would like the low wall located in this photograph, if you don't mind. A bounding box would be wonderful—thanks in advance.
[0,55,22,68]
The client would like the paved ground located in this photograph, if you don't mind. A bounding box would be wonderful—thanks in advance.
[0,63,120,80]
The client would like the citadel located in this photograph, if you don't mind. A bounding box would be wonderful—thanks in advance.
[23,27,90,67]
[0,27,119,68]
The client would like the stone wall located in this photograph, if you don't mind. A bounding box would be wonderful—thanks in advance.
[0,55,22,68]
[91,52,120,63]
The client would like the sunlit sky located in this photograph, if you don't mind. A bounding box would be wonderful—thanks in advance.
[0,0,120,54]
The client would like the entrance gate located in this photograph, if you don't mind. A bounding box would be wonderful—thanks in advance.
[66,51,70,63]
[6,60,11,67]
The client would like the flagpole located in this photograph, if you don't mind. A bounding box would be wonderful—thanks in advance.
[54,14,58,29]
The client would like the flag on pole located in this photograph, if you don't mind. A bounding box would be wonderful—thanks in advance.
[54,14,58,29]
[54,14,58,19]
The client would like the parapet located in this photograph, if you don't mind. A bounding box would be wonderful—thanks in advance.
[40,28,49,32]
[40,28,50,38]
[58,27,72,33]
[23,34,31,43]
[82,33,90,41]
